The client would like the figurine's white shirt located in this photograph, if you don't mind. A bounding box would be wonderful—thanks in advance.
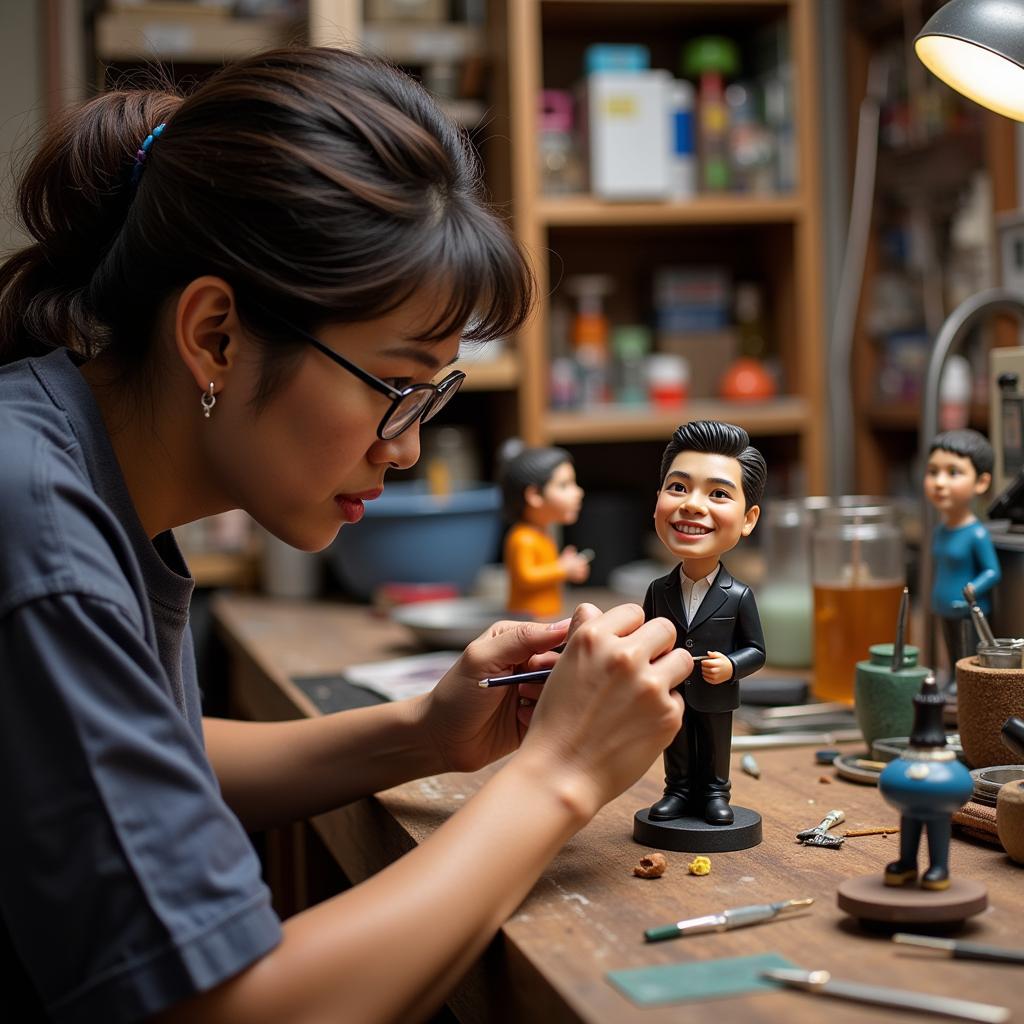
[678,564,720,626]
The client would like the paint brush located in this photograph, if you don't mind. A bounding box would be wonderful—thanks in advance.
[893,933,1024,965]
[479,655,708,687]
[891,585,909,671]
[963,582,997,648]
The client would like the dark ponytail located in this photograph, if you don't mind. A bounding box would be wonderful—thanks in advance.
[0,89,181,361]
[0,47,534,393]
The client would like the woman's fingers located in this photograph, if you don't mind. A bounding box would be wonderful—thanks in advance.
[462,618,570,677]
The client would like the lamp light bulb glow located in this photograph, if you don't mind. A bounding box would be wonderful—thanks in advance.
[916,35,1024,121]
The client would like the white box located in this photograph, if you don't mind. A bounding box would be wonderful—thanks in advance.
[584,71,672,201]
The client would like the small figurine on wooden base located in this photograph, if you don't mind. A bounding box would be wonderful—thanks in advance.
[498,443,590,618]
[836,672,987,926]
[633,421,766,853]
[879,673,973,891]
[924,429,1000,669]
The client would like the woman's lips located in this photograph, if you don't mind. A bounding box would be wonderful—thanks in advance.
[335,488,383,524]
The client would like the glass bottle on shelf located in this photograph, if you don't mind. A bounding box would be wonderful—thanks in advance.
[539,90,583,195]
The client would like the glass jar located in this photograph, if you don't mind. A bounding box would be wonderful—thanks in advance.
[758,499,813,668]
[812,504,905,704]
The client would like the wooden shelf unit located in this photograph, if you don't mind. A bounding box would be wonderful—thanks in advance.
[500,0,826,489]
[844,1,1019,496]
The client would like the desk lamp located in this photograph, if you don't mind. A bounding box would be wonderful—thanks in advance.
[912,0,1024,666]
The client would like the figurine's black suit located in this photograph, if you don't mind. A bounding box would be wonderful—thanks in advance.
[643,563,765,822]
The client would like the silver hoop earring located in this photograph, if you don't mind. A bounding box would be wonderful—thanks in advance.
[201,382,217,419]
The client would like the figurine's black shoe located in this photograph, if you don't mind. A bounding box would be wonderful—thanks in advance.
[704,796,734,825]
[921,865,950,891]
[883,861,918,887]
[649,794,690,820]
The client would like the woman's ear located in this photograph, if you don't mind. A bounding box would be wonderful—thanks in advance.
[975,471,993,495]
[174,276,243,393]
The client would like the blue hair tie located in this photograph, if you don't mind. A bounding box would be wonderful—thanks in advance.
[130,122,166,187]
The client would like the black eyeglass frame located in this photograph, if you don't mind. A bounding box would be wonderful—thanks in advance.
[289,323,466,440]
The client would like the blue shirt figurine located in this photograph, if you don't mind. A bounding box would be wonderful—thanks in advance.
[924,429,1001,671]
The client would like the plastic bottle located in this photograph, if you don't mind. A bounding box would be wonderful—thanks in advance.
[939,353,971,431]
[567,275,613,407]
[612,325,651,405]
[668,80,697,201]
[647,352,690,408]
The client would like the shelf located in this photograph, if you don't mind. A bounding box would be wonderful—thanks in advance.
[95,11,295,62]
[537,194,803,227]
[866,401,990,431]
[451,351,519,390]
[544,395,809,443]
[361,23,485,63]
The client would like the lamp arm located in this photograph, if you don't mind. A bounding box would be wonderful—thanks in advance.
[918,288,1024,667]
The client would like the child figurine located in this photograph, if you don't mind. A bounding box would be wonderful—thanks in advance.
[498,444,590,617]
[924,429,1001,668]
[643,421,766,826]
[879,673,973,890]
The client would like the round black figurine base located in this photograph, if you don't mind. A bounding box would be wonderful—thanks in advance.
[837,874,987,927]
[633,806,762,852]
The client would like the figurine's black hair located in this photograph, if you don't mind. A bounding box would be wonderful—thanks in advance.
[658,420,767,509]
[929,429,994,478]
[498,444,573,522]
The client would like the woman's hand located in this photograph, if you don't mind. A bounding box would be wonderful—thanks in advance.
[517,603,690,821]
[418,616,573,774]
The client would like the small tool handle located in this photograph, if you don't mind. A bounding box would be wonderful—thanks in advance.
[954,941,1024,966]
[722,904,774,928]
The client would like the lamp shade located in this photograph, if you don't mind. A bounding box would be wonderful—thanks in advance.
[915,0,1024,121]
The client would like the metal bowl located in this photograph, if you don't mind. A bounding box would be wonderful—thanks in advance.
[970,765,1024,807]
[391,598,532,650]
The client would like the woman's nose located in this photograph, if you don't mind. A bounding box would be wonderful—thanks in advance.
[370,422,422,471]
[682,491,706,513]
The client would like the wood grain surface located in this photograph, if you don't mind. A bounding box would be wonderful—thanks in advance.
[213,594,1024,1023]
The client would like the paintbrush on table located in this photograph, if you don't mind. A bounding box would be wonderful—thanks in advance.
[893,933,1024,965]
[892,585,909,671]
[963,582,997,648]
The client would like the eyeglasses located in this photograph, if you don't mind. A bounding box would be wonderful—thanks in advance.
[292,325,466,440]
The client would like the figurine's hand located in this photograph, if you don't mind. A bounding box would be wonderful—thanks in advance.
[421,616,573,773]
[701,652,735,684]
[517,603,690,819]
[558,546,591,584]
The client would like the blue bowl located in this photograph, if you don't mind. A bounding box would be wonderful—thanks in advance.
[327,482,503,600]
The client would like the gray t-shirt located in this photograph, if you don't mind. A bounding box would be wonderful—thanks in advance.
[0,349,281,1023]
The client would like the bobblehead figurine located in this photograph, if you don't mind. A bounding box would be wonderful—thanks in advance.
[498,444,590,618]
[924,429,1000,670]
[633,421,766,853]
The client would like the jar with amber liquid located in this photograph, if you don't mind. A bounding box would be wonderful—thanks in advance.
[812,505,905,704]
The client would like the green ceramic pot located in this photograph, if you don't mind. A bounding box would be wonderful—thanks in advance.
[855,643,930,750]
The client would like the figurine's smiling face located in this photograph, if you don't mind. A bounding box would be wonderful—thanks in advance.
[655,451,759,568]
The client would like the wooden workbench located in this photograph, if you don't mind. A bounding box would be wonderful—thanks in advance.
[211,593,1024,1024]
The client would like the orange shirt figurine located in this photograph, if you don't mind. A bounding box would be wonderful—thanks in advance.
[499,444,590,617]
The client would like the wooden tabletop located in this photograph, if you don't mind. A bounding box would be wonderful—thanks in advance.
[212,593,1024,1024]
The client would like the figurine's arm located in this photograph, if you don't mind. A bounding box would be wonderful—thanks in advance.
[507,530,567,589]
[724,587,767,681]
[968,525,1002,598]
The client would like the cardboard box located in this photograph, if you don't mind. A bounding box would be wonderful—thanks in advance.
[657,329,739,398]
[583,71,672,200]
